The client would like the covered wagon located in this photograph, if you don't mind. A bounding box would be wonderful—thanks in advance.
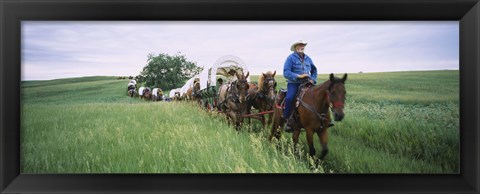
[196,55,250,111]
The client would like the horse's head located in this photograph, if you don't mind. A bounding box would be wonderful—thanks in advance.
[193,82,200,97]
[235,71,250,103]
[261,70,277,101]
[328,73,348,121]
[144,88,151,96]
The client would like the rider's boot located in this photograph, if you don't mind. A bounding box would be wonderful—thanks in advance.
[284,114,295,133]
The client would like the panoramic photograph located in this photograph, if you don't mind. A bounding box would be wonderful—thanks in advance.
[21,21,459,173]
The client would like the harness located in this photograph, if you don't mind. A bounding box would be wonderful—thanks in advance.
[250,77,276,109]
[192,83,200,98]
[297,89,329,122]
[228,81,240,103]
[224,80,249,119]
[228,80,248,103]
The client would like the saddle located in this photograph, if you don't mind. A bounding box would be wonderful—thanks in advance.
[275,81,315,127]
[276,82,313,110]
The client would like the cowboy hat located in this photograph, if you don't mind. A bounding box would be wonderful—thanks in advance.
[290,40,308,51]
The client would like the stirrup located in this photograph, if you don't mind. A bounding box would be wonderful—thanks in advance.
[284,123,294,133]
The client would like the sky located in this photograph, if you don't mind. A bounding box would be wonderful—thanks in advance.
[22,21,459,80]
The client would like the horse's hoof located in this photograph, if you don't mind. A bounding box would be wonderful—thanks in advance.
[320,149,329,160]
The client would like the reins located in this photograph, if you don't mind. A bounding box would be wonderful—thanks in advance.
[298,88,328,122]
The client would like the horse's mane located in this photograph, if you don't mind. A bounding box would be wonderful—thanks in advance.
[257,71,273,92]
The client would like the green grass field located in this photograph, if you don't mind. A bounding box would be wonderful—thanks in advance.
[21,70,459,173]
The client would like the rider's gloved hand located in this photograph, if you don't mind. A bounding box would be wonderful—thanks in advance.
[297,74,309,79]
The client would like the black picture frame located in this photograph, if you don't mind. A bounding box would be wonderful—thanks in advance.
[1,0,479,193]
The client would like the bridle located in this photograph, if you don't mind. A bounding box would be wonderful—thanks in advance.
[261,77,276,96]
[327,81,345,109]
[228,79,248,103]
[257,76,276,110]
[298,80,345,125]
[192,83,200,98]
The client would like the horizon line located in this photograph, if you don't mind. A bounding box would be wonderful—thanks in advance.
[22,69,459,82]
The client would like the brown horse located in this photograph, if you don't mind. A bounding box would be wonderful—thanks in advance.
[192,82,201,102]
[218,72,250,131]
[186,87,193,101]
[143,87,152,101]
[246,71,277,128]
[173,92,182,101]
[187,81,201,102]
[269,73,347,161]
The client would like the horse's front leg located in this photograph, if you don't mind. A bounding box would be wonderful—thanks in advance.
[306,129,316,158]
[269,108,281,141]
[317,129,329,160]
[292,128,301,157]
[260,114,266,129]
[246,106,252,125]
[226,110,238,130]
[267,112,274,126]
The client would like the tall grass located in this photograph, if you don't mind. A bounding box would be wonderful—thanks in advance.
[22,103,317,173]
[21,70,459,173]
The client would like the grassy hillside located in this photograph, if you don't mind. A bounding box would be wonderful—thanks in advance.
[21,70,459,173]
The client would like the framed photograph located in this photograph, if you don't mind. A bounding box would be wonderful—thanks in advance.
[1,0,479,193]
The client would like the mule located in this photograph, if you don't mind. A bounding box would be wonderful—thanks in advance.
[192,82,201,103]
[269,73,347,161]
[218,72,250,131]
[141,87,152,101]
[246,71,277,128]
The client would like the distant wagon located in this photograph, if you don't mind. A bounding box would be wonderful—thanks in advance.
[127,81,136,97]
[195,55,250,111]
[151,88,164,101]
[138,86,152,100]
[169,88,181,101]
[179,76,200,101]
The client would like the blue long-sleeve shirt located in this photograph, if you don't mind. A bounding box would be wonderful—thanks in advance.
[283,52,318,84]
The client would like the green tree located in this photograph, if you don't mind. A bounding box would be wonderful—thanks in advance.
[138,52,203,90]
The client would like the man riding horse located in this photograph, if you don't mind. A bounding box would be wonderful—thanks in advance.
[283,40,333,132]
